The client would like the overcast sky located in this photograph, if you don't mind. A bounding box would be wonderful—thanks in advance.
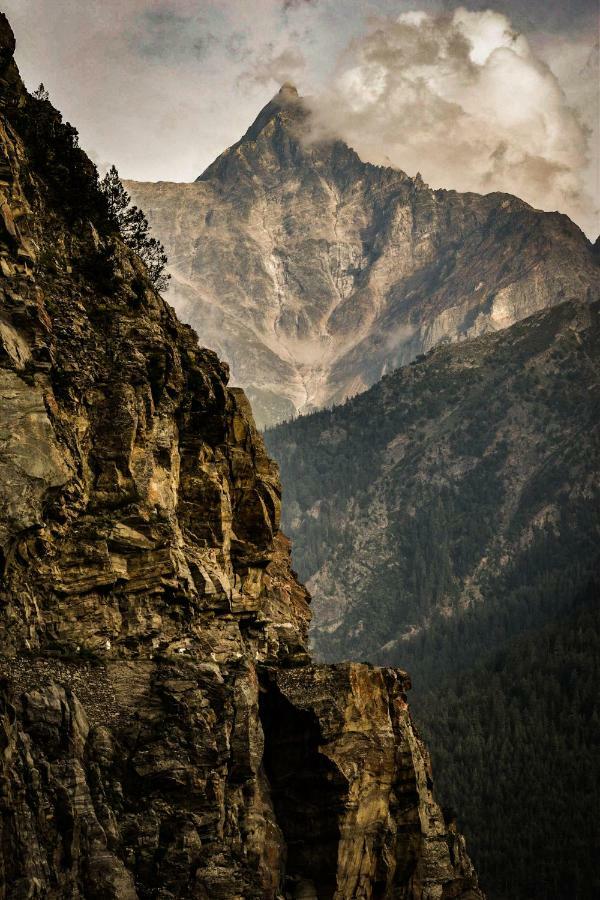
[4,1,598,236]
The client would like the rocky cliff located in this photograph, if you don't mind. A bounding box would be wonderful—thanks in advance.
[0,17,482,899]
[127,84,600,427]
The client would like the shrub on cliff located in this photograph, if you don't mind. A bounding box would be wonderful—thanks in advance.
[19,86,169,293]
[100,166,170,293]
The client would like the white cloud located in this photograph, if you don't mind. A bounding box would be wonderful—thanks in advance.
[306,7,597,236]
[241,45,306,87]
[1,1,596,235]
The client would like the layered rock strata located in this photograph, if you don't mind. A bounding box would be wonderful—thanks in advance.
[0,16,481,899]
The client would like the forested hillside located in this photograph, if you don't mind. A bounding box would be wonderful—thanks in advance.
[419,572,600,900]
[265,299,600,668]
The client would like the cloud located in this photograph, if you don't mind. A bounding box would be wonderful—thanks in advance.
[127,5,216,63]
[305,7,597,236]
[283,0,317,8]
[242,45,306,86]
[439,0,598,35]
[3,0,596,236]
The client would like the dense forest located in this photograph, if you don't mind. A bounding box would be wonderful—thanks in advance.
[418,572,600,900]
[265,299,600,899]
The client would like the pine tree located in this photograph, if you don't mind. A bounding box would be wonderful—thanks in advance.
[32,83,50,101]
[100,165,129,221]
[100,165,170,293]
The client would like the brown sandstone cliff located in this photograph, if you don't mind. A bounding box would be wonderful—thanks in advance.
[0,16,482,899]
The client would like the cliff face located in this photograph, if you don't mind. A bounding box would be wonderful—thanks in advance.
[127,85,600,427]
[0,18,482,900]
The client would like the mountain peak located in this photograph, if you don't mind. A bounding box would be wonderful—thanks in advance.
[277,82,299,100]
[196,82,306,182]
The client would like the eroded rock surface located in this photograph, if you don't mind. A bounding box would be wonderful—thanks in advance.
[128,84,600,427]
[0,18,482,899]
[262,664,481,899]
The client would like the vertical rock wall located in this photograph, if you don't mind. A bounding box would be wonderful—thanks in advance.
[0,15,482,899]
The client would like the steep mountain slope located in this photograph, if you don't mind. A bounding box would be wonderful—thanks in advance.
[127,84,600,427]
[0,16,482,900]
[265,299,600,666]
[265,299,600,898]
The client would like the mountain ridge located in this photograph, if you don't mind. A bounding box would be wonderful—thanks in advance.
[127,86,600,427]
[196,82,307,182]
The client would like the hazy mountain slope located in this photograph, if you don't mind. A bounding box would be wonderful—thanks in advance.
[127,85,600,427]
[264,298,600,666]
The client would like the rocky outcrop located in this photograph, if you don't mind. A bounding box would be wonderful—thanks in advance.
[127,85,600,427]
[261,664,481,900]
[0,17,481,899]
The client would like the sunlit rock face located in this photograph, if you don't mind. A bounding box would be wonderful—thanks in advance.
[0,16,483,899]
[128,85,600,427]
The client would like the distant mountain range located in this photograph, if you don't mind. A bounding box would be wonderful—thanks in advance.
[127,84,600,427]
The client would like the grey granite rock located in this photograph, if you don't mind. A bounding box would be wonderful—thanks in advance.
[127,86,600,427]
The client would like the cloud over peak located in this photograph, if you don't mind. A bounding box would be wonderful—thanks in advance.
[305,7,595,235]
[4,1,596,235]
